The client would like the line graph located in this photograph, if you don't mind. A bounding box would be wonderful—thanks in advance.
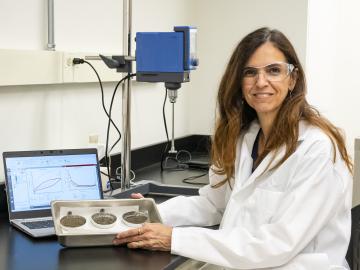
[7,154,102,212]
[30,165,97,194]
[24,164,100,208]
[33,177,62,192]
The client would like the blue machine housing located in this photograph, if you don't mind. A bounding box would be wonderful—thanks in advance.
[136,26,198,84]
[136,32,184,73]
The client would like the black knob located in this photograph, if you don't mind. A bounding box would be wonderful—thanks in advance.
[191,58,199,67]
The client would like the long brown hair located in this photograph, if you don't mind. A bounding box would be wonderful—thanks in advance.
[211,27,353,188]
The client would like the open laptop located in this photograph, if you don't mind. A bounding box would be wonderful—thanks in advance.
[3,148,103,238]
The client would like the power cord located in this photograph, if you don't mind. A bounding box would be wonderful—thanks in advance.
[162,150,190,171]
[72,57,135,191]
[73,58,121,148]
[182,170,208,185]
[105,73,136,188]
[160,88,170,171]
[73,58,121,181]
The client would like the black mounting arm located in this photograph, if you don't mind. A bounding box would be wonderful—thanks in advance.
[99,54,134,73]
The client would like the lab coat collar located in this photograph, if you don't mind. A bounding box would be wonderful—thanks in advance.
[242,120,307,151]
[234,120,307,194]
[242,121,261,156]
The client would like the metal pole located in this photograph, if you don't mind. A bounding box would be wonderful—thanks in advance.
[169,102,177,153]
[121,0,132,191]
[47,0,55,50]
[167,89,178,153]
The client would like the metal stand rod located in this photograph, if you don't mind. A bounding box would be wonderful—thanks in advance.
[47,0,55,50]
[121,0,132,191]
[169,102,177,153]
[167,89,178,154]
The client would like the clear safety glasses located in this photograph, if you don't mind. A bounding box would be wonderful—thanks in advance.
[242,62,295,86]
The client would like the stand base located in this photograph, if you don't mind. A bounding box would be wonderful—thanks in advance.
[107,180,199,202]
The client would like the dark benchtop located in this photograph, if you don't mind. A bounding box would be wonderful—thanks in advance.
[0,135,210,270]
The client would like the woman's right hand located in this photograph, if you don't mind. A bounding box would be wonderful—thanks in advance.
[130,193,144,199]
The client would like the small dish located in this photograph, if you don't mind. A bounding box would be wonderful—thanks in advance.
[122,210,149,228]
[60,211,86,228]
[91,208,117,229]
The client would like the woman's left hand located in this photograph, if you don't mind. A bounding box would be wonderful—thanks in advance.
[113,223,173,251]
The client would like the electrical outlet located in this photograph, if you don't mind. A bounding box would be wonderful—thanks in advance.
[88,134,105,160]
[62,52,121,83]
[88,134,99,144]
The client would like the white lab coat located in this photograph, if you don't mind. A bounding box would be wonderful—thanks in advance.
[158,121,352,270]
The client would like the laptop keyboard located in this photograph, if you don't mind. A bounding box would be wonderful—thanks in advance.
[21,220,54,229]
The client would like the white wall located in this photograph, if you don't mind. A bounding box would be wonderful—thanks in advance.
[188,0,308,135]
[306,0,360,206]
[306,0,360,158]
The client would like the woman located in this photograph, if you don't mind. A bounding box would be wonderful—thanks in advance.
[113,28,353,270]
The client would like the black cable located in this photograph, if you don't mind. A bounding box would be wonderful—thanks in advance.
[160,88,170,171]
[100,171,110,177]
[76,59,122,182]
[107,74,136,153]
[182,170,208,185]
[105,73,136,185]
[81,60,122,141]
[72,58,135,190]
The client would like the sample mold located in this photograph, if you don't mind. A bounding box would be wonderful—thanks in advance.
[91,208,117,229]
[122,210,148,227]
[60,211,86,228]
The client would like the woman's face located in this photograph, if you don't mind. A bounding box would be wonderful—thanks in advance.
[241,42,296,121]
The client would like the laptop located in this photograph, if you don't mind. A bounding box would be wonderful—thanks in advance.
[3,148,103,238]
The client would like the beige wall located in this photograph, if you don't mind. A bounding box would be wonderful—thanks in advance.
[187,0,308,135]
[306,0,360,206]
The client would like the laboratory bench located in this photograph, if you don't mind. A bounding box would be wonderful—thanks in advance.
[0,214,187,270]
[0,135,210,270]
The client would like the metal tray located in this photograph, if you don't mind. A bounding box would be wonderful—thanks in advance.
[51,198,162,247]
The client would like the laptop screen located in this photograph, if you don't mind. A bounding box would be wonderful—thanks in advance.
[3,149,103,214]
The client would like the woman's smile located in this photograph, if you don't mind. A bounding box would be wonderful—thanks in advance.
[251,92,274,99]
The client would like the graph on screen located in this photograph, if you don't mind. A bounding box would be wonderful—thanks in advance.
[7,154,101,211]
[30,165,96,193]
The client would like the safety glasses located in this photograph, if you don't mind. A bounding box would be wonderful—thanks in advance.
[242,61,295,85]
